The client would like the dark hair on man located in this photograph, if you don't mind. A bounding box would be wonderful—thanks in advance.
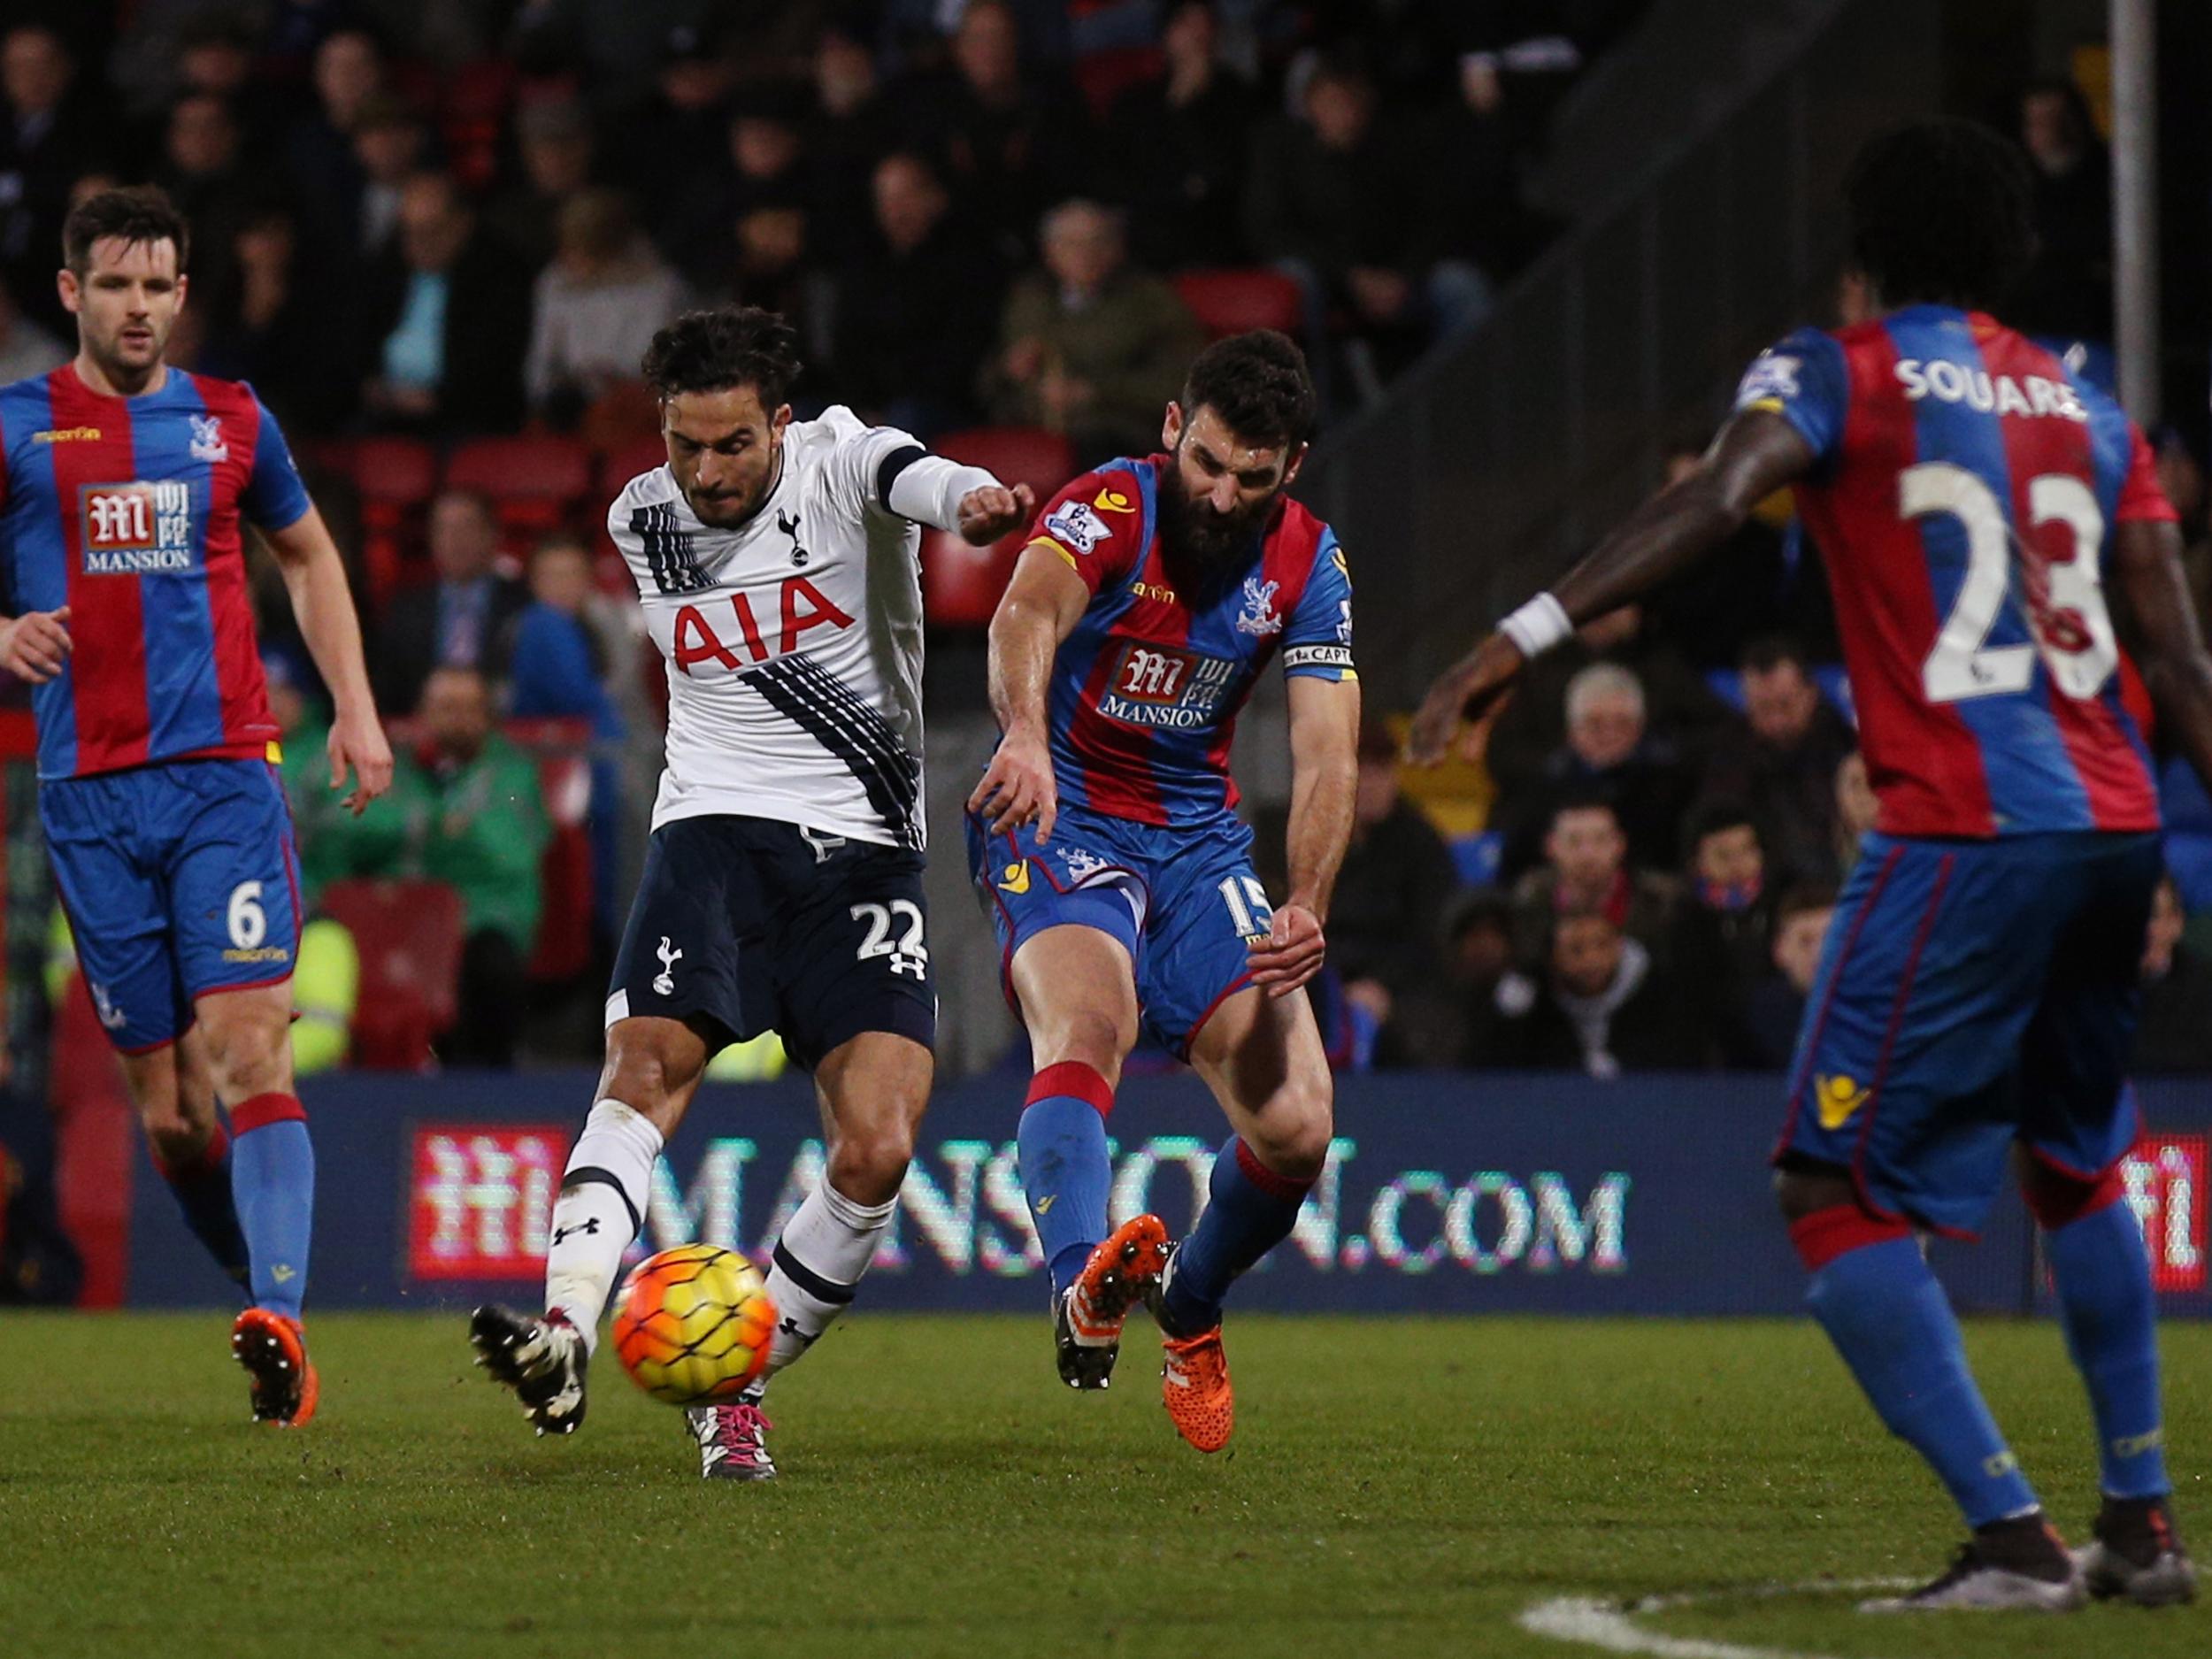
[63,185,190,276]
[1684,797,1762,854]
[1843,118,2037,311]
[1739,634,1810,677]
[1775,880,1839,925]
[641,305,803,406]
[1547,787,1623,833]
[1180,329,1317,452]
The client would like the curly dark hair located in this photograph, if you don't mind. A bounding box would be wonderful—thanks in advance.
[1844,118,2037,311]
[63,185,190,275]
[1180,329,1317,451]
[640,305,803,405]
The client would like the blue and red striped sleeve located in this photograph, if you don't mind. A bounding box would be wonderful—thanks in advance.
[239,388,311,532]
[2116,426,2178,525]
[1023,466,1143,595]
[1734,326,1850,468]
[1279,526,1355,682]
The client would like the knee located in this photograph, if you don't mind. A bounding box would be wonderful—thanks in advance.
[201,1017,290,1100]
[827,1118,915,1205]
[601,1040,700,1136]
[1246,1075,1333,1184]
[1032,1010,1133,1087]
[141,1110,204,1167]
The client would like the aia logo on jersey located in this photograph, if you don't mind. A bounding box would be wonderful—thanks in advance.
[80,481,193,573]
[1099,643,1234,729]
[670,575,855,675]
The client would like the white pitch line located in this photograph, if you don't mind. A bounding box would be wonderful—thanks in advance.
[1518,1580,1917,1659]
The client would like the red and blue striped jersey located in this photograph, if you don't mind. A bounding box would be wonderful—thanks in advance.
[1025,454,1356,828]
[0,364,310,780]
[1737,304,2173,839]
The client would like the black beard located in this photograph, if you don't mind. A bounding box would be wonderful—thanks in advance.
[1156,478,1271,593]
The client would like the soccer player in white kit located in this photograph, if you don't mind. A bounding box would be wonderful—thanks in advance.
[471,307,1033,1478]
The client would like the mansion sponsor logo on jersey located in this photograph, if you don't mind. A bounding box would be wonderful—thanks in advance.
[80,480,194,573]
[1098,642,1235,728]
[1894,357,2088,421]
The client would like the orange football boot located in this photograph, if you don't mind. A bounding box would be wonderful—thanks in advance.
[1056,1214,1171,1389]
[1160,1325,1233,1453]
[231,1308,319,1425]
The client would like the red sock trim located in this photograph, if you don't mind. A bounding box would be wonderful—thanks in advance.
[231,1093,308,1135]
[2022,1162,2125,1232]
[156,1122,231,1182]
[1025,1061,1114,1118]
[1233,1138,1316,1202]
[1789,1203,1912,1271]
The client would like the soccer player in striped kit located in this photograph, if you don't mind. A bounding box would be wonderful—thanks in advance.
[0,188,391,1424]
[1413,120,2201,1612]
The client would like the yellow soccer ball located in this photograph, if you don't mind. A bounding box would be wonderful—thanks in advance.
[611,1244,778,1407]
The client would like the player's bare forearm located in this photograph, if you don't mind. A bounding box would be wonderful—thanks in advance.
[265,507,394,810]
[1410,410,1814,761]
[1249,675,1357,997]
[2115,518,2212,791]
[970,545,1089,838]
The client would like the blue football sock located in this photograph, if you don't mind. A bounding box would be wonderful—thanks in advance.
[1018,1064,1113,1300]
[231,1094,315,1322]
[155,1124,250,1291]
[1803,1227,2039,1529]
[1160,1137,1314,1338]
[2045,1198,2170,1500]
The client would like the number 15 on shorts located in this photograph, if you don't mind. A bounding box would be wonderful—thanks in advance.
[1218,876,1272,945]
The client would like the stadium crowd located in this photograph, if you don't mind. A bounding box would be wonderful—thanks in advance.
[4,3,2208,1082]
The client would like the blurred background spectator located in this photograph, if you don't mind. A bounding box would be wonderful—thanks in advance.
[525,188,689,428]
[982,198,1203,467]
[2136,875,2212,1074]
[1485,907,1690,1077]
[1508,795,1676,968]
[1742,882,1839,1071]
[1667,801,1776,1070]
[373,488,528,714]
[1699,637,1856,887]
[362,171,533,434]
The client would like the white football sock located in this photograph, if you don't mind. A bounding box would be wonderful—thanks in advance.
[761,1180,898,1380]
[544,1099,662,1356]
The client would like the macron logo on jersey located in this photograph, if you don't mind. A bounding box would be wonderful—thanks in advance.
[81,481,195,574]
[1894,358,2087,423]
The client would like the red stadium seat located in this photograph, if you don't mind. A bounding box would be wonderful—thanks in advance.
[1173,268,1304,341]
[445,434,594,558]
[346,436,440,609]
[439,59,517,193]
[1072,46,1164,120]
[504,718,596,982]
[318,878,465,1071]
[917,427,1078,628]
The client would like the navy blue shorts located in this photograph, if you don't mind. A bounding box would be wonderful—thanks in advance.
[607,815,935,1071]
[1775,829,2160,1236]
[42,757,302,1054]
[966,801,1270,1060]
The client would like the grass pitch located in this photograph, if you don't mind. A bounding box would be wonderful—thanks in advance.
[0,1312,2204,1658]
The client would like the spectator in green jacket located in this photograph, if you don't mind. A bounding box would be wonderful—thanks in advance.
[392,665,549,1066]
[981,197,1204,467]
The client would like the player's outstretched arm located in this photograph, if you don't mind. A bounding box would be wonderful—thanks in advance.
[263,506,393,816]
[968,544,1090,843]
[1251,673,1361,997]
[0,606,73,684]
[878,445,1035,544]
[1407,408,1816,764]
[2113,517,2212,792]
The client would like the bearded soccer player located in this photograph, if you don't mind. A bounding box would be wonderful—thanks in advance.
[470,307,1032,1479]
[0,188,391,1424]
[967,331,1357,1452]
[1412,120,2201,1611]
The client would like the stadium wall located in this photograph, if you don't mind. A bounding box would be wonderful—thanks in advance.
[123,1074,2211,1319]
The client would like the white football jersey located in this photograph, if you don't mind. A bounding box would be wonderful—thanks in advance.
[610,406,933,849]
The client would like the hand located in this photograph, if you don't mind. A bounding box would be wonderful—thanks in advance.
[1248,902,1326,998]
[1344,977,1394,1025]
[956,481,1037,547]
[0,607,72,684]
[966,724,1058,842]
[1406,632,1524,766]
[328,704,395,818]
